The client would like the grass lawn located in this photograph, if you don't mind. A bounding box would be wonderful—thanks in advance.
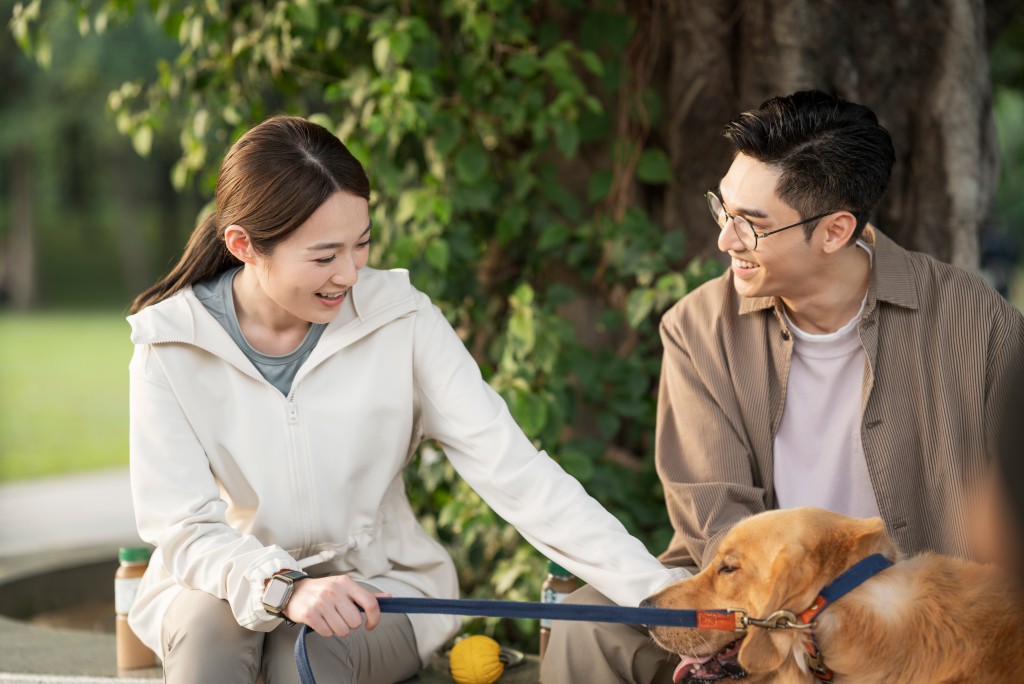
[0,310,133,483]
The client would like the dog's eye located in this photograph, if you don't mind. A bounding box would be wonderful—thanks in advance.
[718,563,739,575]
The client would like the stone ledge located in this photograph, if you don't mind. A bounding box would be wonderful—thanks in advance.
[0,546,538,683]
[0,545,161,683]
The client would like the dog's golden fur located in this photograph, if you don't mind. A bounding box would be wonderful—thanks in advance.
[645,507,1024,683]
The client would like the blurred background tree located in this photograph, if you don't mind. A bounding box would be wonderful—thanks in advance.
[4,0,1023,650]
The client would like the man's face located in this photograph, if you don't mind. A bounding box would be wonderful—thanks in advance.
[717,153,818,301]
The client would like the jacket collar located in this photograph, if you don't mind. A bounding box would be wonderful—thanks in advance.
[737,226,920,318]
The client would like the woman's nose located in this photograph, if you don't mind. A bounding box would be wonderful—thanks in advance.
[332,255,359,287]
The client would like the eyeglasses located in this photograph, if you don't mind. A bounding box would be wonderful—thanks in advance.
[706,191,836,251]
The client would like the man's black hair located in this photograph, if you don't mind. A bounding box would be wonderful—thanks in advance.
[723,90,896,243]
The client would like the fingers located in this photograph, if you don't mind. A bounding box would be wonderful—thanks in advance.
[354,588,382,631]
[283,575,382,637]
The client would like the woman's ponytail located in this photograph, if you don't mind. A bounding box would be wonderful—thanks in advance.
[129,212,236,314]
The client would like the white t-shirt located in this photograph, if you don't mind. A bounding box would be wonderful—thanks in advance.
[773,243,881,518]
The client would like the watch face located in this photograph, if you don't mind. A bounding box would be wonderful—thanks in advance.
[263,578,291,610]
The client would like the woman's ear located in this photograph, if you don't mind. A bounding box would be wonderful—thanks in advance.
[224,225,255,264]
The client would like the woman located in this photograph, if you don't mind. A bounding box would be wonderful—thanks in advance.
[126,115,686,683]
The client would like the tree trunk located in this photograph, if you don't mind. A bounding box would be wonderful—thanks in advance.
[7,145,37,310]
[653,0,1019,271]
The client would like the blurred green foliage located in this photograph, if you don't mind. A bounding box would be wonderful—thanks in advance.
[1,0,208,307]
[992,15,1024,240]
[12,0,723,649]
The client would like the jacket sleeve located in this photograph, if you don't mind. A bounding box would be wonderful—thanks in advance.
[129,344,298,631]
[655,310,768,571]
[411,296,688,605]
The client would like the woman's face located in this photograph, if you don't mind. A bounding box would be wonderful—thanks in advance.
[245,190,371,326]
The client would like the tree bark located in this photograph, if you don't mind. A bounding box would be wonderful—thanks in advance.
[651,0,1019,271]
[7,145,37,310]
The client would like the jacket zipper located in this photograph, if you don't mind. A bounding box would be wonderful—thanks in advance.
[285,395,316,554]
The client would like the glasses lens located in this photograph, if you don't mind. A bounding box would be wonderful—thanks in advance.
[707,192,727,227]
[732,216,757,251]
[708,192,757,250]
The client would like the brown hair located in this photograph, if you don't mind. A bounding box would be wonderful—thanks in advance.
[130,115,370,314]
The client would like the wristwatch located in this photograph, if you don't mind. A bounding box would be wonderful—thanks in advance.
[262,569,308,617]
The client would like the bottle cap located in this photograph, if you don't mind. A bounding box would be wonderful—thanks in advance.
[119,546,152,563]
[546,560,571,577]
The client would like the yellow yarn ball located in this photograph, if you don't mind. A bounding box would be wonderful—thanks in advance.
[448,635,505,684]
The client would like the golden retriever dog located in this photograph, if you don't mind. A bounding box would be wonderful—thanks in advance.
[643,507,1024,683]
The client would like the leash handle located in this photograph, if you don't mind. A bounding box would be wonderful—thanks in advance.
[294,597,736,684]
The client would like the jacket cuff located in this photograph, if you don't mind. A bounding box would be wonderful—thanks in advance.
[246,551,299,624]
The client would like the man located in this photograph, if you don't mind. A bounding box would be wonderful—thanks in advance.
[541,90,1024,683]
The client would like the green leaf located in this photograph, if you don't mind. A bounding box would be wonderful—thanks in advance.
[538,223,570,251]
[132,125,153,157]
[579,50,604,76]
[510,391,548,437]
[433,115,462,156]
[559,448,595,482]
[508,306,535,353]
[391,30,413,63]
[425,240,450,273]
[625,288,656,328]
[289,1,318,31]
[372,36,391,72]
[636,148,672,184]
[553,120,580,158]
[507,53,539,77]
[454,142,489,185]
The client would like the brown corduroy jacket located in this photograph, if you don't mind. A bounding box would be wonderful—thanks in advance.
[656,228,1024,570]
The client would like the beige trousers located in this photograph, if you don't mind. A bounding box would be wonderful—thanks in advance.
[161,587,421,684]
[539,585,679,684]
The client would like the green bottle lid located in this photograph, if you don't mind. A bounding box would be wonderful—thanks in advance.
[119,546,152,564]
[546,560,571,577]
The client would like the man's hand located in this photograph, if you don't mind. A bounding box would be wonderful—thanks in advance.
[283,575,387,637]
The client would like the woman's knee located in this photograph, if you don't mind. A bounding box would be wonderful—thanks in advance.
[162,589,263,681]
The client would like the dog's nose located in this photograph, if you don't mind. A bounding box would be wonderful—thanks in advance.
[640,597,655,609]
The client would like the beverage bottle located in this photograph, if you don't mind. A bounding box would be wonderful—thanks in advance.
[115,546,156,670]
[539,560,581,663]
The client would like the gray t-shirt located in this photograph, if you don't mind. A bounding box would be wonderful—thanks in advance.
[193,267,325,396]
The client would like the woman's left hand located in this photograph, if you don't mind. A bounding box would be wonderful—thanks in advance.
[283,574,388,637]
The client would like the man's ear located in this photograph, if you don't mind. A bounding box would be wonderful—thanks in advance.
[820,211,858,254]
[224,225,255,264]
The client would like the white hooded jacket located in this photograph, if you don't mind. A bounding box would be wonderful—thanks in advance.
[126,267,686,664]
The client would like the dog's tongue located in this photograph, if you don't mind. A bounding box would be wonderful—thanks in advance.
[673,655,715,683]
[673,643,745,683]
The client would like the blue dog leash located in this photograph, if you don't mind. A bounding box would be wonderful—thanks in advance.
[294,597,739,684]
[294,554,895,684]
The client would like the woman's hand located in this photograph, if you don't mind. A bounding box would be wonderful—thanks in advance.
[282,575,386,637]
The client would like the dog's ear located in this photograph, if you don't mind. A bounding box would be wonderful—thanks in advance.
[853,516,899,560]
[738,627,791,673]
[736,548,810,674]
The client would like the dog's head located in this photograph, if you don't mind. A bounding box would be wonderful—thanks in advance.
[645,507,898,681]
